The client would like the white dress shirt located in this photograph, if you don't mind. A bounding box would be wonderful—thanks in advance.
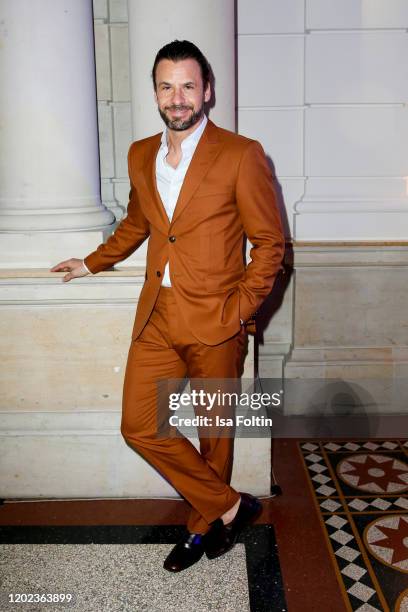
[83,114,208,287]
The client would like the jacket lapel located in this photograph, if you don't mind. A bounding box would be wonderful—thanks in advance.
[171,119,222,225]
[140,134,170,231]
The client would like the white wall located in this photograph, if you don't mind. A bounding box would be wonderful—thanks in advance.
[237,0,408,240]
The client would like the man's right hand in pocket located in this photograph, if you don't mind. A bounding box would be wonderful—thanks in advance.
[50,258,90,283]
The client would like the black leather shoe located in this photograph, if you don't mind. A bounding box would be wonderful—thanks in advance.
[204,493,262,560]
[163,532,205,572]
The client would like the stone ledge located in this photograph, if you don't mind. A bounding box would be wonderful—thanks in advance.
[0,267,145,279]
[289,346,408,363]
[289,242,408,266]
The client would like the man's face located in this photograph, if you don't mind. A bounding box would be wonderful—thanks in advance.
[154,58,211,131]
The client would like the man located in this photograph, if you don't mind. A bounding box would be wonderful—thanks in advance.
[51,40,284,572]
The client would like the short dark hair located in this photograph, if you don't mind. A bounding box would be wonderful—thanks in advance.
[152,40,210,90]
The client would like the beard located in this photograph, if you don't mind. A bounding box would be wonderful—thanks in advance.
[158,101,205,131]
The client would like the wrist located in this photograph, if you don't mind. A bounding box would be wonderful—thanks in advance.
[82,259,92,274]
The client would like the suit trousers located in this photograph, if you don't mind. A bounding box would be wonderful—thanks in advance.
[121,286,245,534]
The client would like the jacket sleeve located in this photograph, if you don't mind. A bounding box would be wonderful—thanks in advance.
[84,143,150,274]
[235,140,285,323]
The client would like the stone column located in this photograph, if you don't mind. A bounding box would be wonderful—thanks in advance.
[0,0,115,267]
[127,0,236,139]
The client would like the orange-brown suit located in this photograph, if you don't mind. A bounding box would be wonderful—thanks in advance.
[84,119,284,533]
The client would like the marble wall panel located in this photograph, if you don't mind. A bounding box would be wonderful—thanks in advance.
[293,267,408,348]
[0,304,135,411]
[113,179,131,210]
[110,25,130,102]
[97,102,115,178]
[306,0,408,29]
[112,103,132,178]
[238,35,304,107]
[94,23,112,101]
[93,0,108,20]
[238,0,304,33]
[109,0,128,23]
[306,32,408,103]
[305,106,408,176]
[304,176,407,200]
[239,109,303,176]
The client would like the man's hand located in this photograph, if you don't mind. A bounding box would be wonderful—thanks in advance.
[50,258,89,283]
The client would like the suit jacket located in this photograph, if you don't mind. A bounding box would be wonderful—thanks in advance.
[84,119,284,345]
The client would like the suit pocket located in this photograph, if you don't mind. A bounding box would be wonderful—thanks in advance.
[193,190,233,199]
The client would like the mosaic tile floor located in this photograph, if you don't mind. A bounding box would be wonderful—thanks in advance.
[300,439,408,611]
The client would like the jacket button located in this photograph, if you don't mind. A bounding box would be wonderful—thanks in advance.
[156,271,161,277]
[169,235,176,243]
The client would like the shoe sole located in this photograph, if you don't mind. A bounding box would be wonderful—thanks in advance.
[205,500,263,560]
